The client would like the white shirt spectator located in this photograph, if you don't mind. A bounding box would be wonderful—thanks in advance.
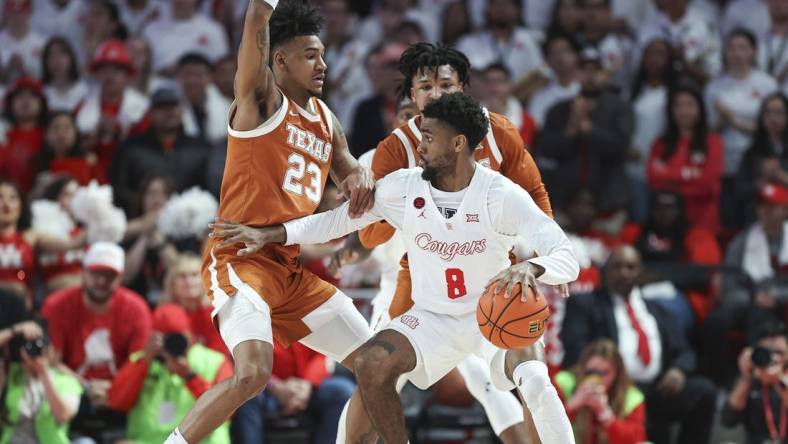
[759,29,788,83]
[639,7,722,79]
[629,85,667,181]
[76,86,150,135]
[456,28,546,82]
[143,14,229,72]
[611,0,658,32]
[30,0,85,58]
[325,39,372,129]
[705,69,778,174]
[118,0,166,35]
[722,0,770,38]
[181,84,231,147]
[0,30,46,79]
[612,289,663,384]
[528,80,580,128]
[467,0,555,34]
[44,81,89,113]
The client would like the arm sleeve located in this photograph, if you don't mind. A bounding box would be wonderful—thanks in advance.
[605,402,647,444]
[285,171,409,246]
[492,179,579,285]
[647,139,683,191]
[107,359,149,413]
[41,299,65,353]
[127,299,153,362]
[680,134,724,198]
[358,133,411,248]
[493,113,553,217]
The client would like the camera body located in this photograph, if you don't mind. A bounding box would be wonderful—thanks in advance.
[8,334,46,362]
[163,333,188,357]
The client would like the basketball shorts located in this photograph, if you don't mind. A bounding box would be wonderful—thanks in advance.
[204,247,373,362]
[384,305,543,392]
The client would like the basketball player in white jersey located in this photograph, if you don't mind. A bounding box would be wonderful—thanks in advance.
[210,92,579,443]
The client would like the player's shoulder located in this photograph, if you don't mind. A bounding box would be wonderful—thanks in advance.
[484,166,526,196]
[486,110,524,153]
[377,167,420,196]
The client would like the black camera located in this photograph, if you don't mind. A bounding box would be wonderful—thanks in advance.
[7,334,46,362]
[752,346,774,369]
[163,333,188,357]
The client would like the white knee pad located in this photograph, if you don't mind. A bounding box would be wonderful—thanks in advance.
[513,361,575,444]
[457,356,522,436]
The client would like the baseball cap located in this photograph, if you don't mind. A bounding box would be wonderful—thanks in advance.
[90,39,135,74]
[150,87,182,107]
[153,304,192,334]
[83,242,125,274]
[759,183,788,206]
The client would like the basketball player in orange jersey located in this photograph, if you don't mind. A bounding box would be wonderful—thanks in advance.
[335,43,556,444]
[209,92,579,443]
[164,1,376,443]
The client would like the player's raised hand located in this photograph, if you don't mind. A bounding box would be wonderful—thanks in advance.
[485,261,545,301]
[339,166,375,218]
[209,218,286,256]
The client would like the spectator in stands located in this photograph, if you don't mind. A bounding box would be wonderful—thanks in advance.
[439,0,471,46]
[176,53,230,147]
[0,76,47,192]
[41,242,152,440]
[575,0,631,90]
[350,42,404,157]
[630,191,722,322]
[757,0,788,83]
[118,0,164,36]
[29,0,84,65]
[529,33,580,129]
[355,0,414,49]
[127,36,173,96]
[41,36,88,113]
[110,87,211,213]
[706,29,778,228]
[557,187,616,267]
[143,0,230,74]
[77,39,149,172]
[628,38,676,222]
[0,322,83,444]
[80,0,129,74]
[0,179,86,304]
[212,55,235,102]
[555,339,647,444]
[561,245,717,444]
[108,303,232,444]
[737,92,788,223]
[456,0,546,87]
[480,63,537,147]
[36,112,106,185]
[0,0,46,81]
[232,339,355,444]
[122,174,178,304]
[35,176,86,293]
[722,322,788,444]
[159,254,227,356]
[546,0,582,44]
[0,287,33,339]
[639,0,720,84]
[647,86,724,234]
[535,47,633,213]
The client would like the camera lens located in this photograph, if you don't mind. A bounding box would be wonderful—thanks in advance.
[752,346,773,369]
[163,333,188,357]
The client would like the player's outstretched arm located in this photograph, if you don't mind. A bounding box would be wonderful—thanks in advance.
[328,112,375,218]
[232,0,281,131]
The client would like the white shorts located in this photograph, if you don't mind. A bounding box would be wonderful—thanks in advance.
[215,286,373,363]
[384,306,541,391]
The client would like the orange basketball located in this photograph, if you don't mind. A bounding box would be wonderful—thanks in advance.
[476,282,550,349]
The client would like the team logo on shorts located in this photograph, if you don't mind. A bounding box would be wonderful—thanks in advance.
[400,315,420,329]
[414,197,425,209]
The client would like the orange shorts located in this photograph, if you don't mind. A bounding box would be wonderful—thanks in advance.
[203,239,337,346]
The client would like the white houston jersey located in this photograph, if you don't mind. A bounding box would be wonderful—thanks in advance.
[283,166,579,316]
[400,166,515,315]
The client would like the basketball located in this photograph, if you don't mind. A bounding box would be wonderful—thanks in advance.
[476,283,550,349]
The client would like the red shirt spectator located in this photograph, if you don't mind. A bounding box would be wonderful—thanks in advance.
[38,112,107,185]
[0,77,47,192]
[42,242,152,383]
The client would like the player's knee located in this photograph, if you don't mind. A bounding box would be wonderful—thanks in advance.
[354,347,397,387]
[504,343,544,380]
[232,361,271,398]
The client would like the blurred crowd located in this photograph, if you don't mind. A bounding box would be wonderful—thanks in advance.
[0,0,787,443]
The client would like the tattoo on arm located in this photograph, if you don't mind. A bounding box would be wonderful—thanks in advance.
[255,26,269,73]
[369,339,396,355]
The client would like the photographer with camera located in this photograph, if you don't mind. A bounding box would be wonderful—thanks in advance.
[0,321,83,444]
[107,303,232,443]
[722,322,788,444]
[555,339,647,444]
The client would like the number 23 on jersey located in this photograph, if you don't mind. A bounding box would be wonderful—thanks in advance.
[282,152,322,203]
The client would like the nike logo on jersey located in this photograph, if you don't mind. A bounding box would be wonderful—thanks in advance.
[414,233,487,262]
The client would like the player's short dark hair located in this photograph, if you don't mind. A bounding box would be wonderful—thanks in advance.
[397,43,471,102]
[270,0,323,51]
[422,92,488,151]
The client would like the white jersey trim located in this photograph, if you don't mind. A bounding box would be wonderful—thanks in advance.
[483,108,503,165]
[393,128,417,168]
[408,116,422,141]
[226,92,290,139]
[316,98,334,141]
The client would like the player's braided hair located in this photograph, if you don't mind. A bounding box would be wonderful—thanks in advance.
[422,92,488,151]
[269,0,323,51]
[397,43,471,102]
